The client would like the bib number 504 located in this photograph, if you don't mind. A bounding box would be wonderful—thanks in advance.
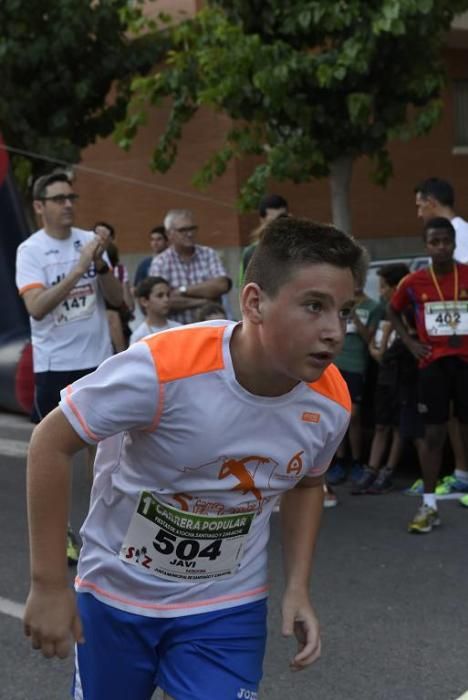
[153,528,222,561]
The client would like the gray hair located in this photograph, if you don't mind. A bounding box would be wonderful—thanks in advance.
[164,209,194,231]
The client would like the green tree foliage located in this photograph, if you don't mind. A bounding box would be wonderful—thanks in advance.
[0,0,167,186]
[117,0,468,230]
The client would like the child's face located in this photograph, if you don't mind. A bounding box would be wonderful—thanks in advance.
[143,283,170,317]
[243,262,355,385]
[379,277,394,302]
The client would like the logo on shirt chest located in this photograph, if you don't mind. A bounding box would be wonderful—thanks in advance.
[171,450,307,515]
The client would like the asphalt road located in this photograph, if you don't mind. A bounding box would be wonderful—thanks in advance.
[0,412,467,700]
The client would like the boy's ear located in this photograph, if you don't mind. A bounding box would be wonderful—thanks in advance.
[241,283,264,324]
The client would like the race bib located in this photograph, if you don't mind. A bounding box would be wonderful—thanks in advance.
[53,283,96,325]
[424,301,468,337]
[120,492,255,581]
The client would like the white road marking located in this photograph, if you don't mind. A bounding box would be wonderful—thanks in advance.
[0,438,29,458]
[0,413,32,429]
[0,596,25,620]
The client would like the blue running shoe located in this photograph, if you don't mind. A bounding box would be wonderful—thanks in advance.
[326,461,347,485]
[403,478,423,496]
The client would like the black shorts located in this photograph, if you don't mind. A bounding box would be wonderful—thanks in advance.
[32,367,96,424]
[339,369,364,405]
[374,384,400,427]
[418,356,468,425]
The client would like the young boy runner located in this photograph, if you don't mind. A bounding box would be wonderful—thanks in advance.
[23,217,361,700]
[389,217,468,533]
[352,263,411,495]
[130,276,181,344]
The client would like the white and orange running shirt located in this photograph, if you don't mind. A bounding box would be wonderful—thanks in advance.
[60,321,351,618]
[16,228,113,372]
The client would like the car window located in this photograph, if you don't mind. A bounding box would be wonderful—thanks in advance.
[364,256,430,301]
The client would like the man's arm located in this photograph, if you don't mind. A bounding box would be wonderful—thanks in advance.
[21,238,102,321]
[168,276,231,313]
[280,474,324,671]
[24,408,88,659]
[168,294,210,312]
[183,276,231,300]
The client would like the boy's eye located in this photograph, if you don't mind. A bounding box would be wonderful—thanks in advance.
[340,308,353,320]
[307,301,323,312]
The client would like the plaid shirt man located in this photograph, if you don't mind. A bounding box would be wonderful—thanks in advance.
[149,245,229,324]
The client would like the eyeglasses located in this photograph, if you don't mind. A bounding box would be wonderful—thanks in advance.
[174,225,198,234]
[40,194,80,204]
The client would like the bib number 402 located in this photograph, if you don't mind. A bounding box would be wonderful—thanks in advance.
[435,311,460,325]
[152,528,222,561]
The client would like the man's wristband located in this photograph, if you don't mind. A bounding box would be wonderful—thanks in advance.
[96,262,110,275]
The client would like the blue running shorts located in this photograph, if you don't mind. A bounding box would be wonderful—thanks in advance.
[72,592,267,700]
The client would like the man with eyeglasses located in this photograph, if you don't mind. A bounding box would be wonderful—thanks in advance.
[150,209,231,324]
[15,171,123,562]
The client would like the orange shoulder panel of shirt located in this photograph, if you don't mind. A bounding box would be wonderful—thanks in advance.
[143,324,226,383]
[307,363,351,413]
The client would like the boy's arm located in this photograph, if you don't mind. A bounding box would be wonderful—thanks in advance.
[24,408,88,659]
[369,320,391,362]
[280,474,324,671]
[387,305,431,360]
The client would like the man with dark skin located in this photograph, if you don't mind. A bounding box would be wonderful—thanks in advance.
[414,178,468,497]
[388,217,468,533]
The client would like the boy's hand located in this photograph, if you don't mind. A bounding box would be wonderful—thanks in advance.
[24,585,84,659]
[281,589,321,671]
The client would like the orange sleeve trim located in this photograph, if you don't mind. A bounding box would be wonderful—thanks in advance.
[65,386,101,442]
[75,576,268,611]
[143,325,225,383]
[307,364,351,412]
[19,282,46,295]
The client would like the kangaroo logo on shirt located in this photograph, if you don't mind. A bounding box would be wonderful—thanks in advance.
[175,455,278,508]
[218,456,271,503]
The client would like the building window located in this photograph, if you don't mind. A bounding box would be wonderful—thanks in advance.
[454,80,468,148]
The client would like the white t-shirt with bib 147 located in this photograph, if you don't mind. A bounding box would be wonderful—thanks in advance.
[16,227,113,372]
